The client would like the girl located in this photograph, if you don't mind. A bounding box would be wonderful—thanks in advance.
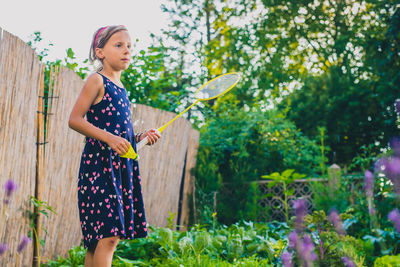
[68,25,161,267]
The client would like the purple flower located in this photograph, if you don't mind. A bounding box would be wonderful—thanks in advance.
[329,210,346,235]
[395,99,400,115]
[4,179,17,197]
[364,170,374,198]
[288,231,298,249]
[341,256,355,267]
[388,209,400,233]
[0,243,8,257]
[301,235,314,254]
[281,251,293,267]
[3,179,18,205]
[293,199,307,232]
[385,158,400,177]
[298,234,317,267]
[17,236,31,253]
[390,137,400,157]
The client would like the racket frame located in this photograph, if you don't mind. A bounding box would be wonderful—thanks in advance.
[136,72,241,152]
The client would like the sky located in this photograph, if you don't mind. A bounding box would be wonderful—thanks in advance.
[0,0,169,65]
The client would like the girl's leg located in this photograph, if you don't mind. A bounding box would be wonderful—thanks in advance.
[92,236,120,267]
[84,240,98,267]
[84,251,94,267]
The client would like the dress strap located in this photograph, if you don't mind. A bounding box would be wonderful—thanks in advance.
[96,72,125,90]
[96,72,106,81]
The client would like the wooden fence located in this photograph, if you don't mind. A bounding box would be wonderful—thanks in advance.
[0,27,42,267]
[0,27,199,266]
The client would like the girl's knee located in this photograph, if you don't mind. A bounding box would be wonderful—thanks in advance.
[100,236,120,248]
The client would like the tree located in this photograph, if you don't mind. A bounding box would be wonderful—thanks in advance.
[275,1,400,164]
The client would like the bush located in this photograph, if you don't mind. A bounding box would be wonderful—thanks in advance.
[374,254,400,267]
[194,104,322,225]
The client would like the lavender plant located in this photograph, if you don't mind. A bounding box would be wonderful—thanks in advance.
[373,101,400,235]
[281,251,293,267]
[388,209,400,233]
[1,179,32,265]
[1,178,55,266]
[1,179,18,257]
[281,199,318,267]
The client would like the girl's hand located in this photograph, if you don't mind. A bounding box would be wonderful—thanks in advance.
[106,134,131,155]
[141,129,161,146]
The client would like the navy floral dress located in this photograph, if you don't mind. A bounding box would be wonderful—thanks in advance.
[77,72,148,251]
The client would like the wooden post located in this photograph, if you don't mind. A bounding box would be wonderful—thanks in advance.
[327,164,341,198]
[33,64,45,267]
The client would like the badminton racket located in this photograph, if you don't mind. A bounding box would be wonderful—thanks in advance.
[121,72,241,160]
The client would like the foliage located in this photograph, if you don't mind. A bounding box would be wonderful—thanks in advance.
[41,245,86,267]
[243,182,263,223]
[194,104,321,225]
[274,0,400,165]
[192,180,219,227]
[311,168,351,214]
[319,231,367,267]
[310,168,400,261]
[121,45,190,114]
[261,169,306,222]
[158,0,399,167]
[43,221,284,266]
[301,210,369,266]
[42,209,397,267]
[373,254,400,267]
[348,144,381,172]
[25,196,57,266]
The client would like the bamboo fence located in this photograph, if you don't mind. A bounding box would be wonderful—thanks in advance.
[0,28,199,266]
[0,27,43,267]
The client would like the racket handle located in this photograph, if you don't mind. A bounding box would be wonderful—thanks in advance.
[136,136,149,151]
[136,128,161,151]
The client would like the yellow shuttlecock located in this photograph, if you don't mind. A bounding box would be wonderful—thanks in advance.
[120,143,139,161]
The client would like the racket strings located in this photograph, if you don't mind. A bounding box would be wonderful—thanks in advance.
[196,73,240,100]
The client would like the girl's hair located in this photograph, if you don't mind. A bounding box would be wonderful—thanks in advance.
[89,25,128,71]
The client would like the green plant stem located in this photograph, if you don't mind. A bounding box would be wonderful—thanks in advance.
[283,182,289,222]
[197,253,201,267]
[33,226,40,265]
[319,127,326,177]
[368,196,388,254]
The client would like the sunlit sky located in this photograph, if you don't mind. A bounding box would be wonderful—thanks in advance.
[0,0,169,65]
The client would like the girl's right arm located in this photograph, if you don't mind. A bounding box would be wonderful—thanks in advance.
[68,73,130,155]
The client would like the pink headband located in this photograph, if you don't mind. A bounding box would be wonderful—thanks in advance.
[95,26,107,48]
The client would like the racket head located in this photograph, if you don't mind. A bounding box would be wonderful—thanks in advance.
[194,72,240,101]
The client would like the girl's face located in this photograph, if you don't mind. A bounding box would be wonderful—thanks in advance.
[97,30,132,71]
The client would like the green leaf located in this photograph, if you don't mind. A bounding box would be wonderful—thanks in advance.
[194,232,210,254]
[158,228,173,247]
[281,169,295,178]
[287,188,295,196]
